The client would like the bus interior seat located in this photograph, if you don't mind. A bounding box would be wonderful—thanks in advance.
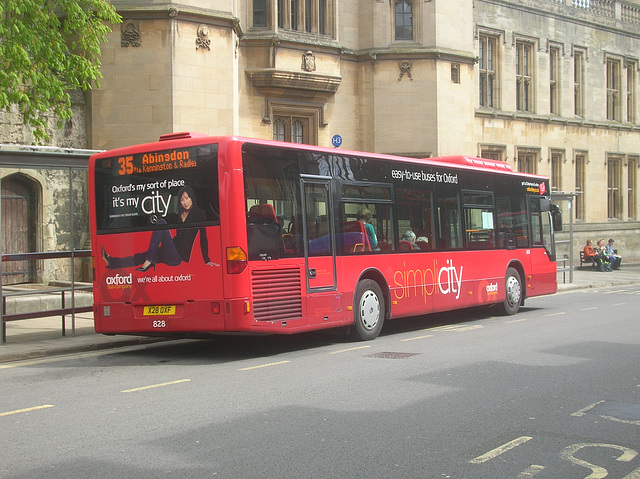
[416,240,429,251]
[399,240,413,251]
[247,204,279,224]
[342,221,371,253]
[247,204,280,260]
[377,241,391,251]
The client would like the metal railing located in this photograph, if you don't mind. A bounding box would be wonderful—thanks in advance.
[1,251,93,343]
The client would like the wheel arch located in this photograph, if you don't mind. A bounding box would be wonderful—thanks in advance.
[506,260,527,302]
[355,267,391,319]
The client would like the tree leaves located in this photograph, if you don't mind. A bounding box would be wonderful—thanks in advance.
[0,0,121,143]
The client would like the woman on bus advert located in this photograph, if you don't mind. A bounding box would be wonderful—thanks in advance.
[101,186,215,271]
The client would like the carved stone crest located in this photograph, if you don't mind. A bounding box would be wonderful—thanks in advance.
[121,20,140,47]
[302,51,316,72]
[398,60,413,81]
[196,24,211,51]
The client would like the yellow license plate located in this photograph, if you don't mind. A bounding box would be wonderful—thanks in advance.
[143,305,176,316]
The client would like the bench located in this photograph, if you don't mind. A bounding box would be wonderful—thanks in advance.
[579,250,596,269]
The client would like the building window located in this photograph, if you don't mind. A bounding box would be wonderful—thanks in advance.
[550,47,560,115]
[628,156,637,219]
[574,51,584,117]
[273,114,311,144]
[517,150,537,174]
[319,0,326,33]
[273,119,286,142]
[607,156,622,219]
[292,119,305,143]
[291,0,299,30]
[607,59,621,121]
[479,34,498,108]
[516,42,533,112]
[255,0,332,35]
[253,0,268,27]
[395,0,413,41]
[551,151,563,192]
[627,61,636,123]
[574,153,586,221]
[480,145,506,162]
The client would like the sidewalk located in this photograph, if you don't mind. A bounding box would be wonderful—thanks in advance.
[2,264,640,363]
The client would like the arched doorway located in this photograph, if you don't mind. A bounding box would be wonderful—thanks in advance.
[1,174,39,285]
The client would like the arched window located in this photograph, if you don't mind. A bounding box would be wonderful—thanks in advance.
[273,119,286,142]
[395,0,413,41]
[292,119,304,143]
[272,114,312,144]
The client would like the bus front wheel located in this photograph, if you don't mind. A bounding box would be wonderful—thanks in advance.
[500,267,522,315]
[350,279,385,341]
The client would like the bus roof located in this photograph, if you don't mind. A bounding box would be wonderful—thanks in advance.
[91,133,545,180]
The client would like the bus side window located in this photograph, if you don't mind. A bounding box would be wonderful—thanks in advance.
[436,194,462,250]
[395,187,434,252]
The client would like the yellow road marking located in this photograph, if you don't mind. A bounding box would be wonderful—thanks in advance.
[518,465,545,477]
[579,307,599,311]
[506,318,528,324]
[544,312,566,317]
[469,436,533,464]
[0,404,54,417]
[329,346,371,355]
[433,324,483,332]
[400,334,433,342]
[121,379,191,393]
[622,466,640,479]
[239,360,290,371]
[571,401,605,417]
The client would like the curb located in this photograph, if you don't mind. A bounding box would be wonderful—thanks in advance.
[0,336,168,364]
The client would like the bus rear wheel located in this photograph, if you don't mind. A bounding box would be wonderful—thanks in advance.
[350,279,385,341]
[500,267,522,315]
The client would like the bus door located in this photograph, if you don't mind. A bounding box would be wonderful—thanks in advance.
[301,178,337,293]
[526,195,557,295]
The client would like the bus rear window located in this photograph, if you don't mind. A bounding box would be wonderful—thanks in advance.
[93,144,219,233]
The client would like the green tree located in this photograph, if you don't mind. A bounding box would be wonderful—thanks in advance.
[0,0,121,142]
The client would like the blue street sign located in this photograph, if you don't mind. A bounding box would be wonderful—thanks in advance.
[331,135,343,148]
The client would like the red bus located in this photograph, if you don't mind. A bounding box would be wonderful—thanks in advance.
[89,133,562,341]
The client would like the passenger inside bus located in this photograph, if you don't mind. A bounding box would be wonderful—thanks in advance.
[400,230,420,251]
[356,207,379,250]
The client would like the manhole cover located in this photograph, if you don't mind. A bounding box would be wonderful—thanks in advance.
[365,351,421,359]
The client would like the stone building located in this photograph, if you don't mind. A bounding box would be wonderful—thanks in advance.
[2,0,640,268]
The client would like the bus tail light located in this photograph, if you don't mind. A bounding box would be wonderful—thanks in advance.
[226,247,247,274]
[211,302,221,314]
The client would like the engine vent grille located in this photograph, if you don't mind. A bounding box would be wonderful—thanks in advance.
[251,268,303,321]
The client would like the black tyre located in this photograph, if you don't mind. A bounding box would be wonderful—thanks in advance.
[350,279,385,341]
[500,267,522,315]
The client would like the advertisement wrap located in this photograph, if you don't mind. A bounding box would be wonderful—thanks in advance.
[94,144,221,305]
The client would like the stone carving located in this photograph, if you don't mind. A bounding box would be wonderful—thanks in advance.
[302,51,316,72]
[398,60,413,80]
[121,20,140,47]
[196,25,211,51]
